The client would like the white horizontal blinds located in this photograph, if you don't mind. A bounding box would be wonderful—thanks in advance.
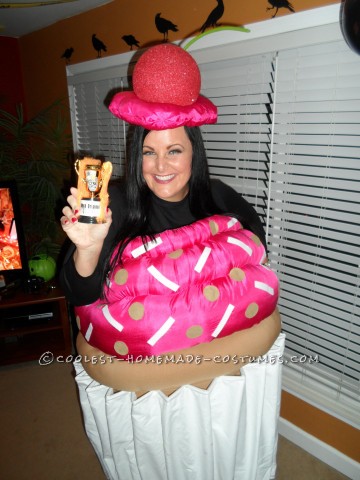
[200,53,275,221]
[269,40,360,406]
[66,20,359,422]
[72,75,129,178]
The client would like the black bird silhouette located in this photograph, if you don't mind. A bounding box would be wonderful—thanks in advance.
[155,13,178,42]
[61,47,74,64]
[92,34,107,58]
[267,0,295,18]
[200,0,224,33]
[122,35,140,50]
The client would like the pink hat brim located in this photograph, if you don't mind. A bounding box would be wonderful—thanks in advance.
[109,91,217,130]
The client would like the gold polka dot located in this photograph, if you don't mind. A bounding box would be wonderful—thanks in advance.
[167,249,183,259]
[114,268,128,285]
[203,285,220,302]
[209,220,219,235]
[114,341,129,356]
[251,234,261,246]
[245,303,259,318]
[229,268,246,282]
[76,315,81,329]
[186,325,203,338]
[128,302,145,320]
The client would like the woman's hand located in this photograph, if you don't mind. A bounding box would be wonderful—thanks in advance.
[60,187,112,276]
[61,187,112,249]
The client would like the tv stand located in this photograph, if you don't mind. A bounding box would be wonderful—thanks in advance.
[0,281,72,365]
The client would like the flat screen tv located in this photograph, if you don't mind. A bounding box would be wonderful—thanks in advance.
[0,180,29,286]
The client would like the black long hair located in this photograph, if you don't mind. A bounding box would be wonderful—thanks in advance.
[100,125,221,297]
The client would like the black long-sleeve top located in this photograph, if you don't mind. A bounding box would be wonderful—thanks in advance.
[60,179,266,306]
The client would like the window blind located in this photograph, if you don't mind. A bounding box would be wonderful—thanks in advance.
[198,40,360,424]
[67,25,359,427]
[200,52,275,224]
[70,71,130,177]
[268,40,360,422]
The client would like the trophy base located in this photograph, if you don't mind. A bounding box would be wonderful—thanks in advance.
[78,216,105,224]
[78,198,105,224]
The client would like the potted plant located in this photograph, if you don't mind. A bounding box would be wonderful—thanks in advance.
[0,101,72,268]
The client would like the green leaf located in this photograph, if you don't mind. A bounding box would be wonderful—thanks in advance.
[0,100,72,260]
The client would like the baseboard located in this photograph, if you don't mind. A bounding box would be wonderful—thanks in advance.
[278,417,360,480]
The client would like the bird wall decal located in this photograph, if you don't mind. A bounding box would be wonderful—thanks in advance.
[92,34,107,58]
[155,13,178,42]
[200,0,224,33]
[61,47,74,64]
[266,0,295,18]
[122,35,140,50]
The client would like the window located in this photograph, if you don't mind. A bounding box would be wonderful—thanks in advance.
[267,40,360,425]
[69,65,131,177]
[66,7,359,427]
[200,52,275,224]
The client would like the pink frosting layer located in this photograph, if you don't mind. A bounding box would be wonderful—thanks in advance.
[108,91,217,129]
[76,215,279,360]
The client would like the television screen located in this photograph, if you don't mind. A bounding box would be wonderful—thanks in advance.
[0,181,29,285]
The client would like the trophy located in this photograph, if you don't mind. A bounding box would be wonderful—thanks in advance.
[74,157,113,224]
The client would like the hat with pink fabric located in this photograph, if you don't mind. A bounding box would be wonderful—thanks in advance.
[108,43,217,130]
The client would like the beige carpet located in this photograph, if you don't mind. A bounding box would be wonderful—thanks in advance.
[0,360,349,480]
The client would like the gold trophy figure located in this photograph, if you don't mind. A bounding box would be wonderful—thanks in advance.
[74,157,113,224]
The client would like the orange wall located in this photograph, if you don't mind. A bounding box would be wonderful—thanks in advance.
[281,391,360,462]
[8,0,360,464]
[18,0,340,118]
[0,37,27,118]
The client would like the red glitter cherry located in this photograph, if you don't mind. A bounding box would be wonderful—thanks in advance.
[132,44,201,106]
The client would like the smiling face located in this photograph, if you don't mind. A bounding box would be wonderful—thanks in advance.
[142,127,192,202]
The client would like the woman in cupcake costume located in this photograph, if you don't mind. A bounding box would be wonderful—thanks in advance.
[60,44,283,480]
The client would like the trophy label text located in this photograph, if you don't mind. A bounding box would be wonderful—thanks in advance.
[80,199,101,217]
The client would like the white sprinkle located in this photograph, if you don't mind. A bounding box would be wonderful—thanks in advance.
[227,217,239,228]
[227,236,253,256]
[131,237,163,258]
[147,317,175,346]
[85,323,93,342]
[147,265,179,291]
[212,304,235,337]
[255,281,274,295]
[194,246,212,273]
[102,305,124,332]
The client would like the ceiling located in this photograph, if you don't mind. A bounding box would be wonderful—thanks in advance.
[0,0,113,37]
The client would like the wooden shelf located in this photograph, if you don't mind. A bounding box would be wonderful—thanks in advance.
[0,282,72,365]
[0,330,66,365]
[0,319,62,338]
